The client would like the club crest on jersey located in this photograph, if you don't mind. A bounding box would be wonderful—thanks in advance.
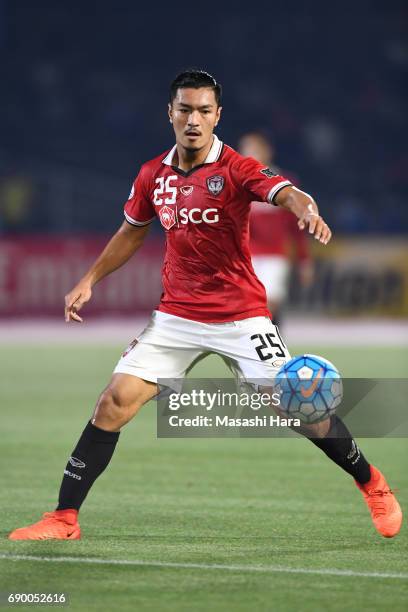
[207,175,224,196]
[180,185,194,196]
[159,205,176,230]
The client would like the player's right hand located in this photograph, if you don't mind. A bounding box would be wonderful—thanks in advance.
[64,281,92,323]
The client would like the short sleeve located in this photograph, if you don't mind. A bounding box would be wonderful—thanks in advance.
[124,166,156,226]
[234,156,292,204]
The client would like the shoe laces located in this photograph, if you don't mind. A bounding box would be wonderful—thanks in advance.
[366,488,397,517]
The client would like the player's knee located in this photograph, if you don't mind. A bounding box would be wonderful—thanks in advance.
[94,385,143,429]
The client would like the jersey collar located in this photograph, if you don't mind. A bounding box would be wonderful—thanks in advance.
[162,134,223,166]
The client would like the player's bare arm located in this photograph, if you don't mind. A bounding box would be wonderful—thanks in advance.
[274,185,332,245]
[64,222,150,323]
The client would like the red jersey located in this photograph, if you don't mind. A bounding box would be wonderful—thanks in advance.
[250,202,311,261]
[124,135,292,323]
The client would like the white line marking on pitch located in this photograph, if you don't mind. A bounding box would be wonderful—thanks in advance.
[0,554,406,580]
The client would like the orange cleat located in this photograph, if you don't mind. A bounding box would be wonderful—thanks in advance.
[8,510,80,540]
[356,465,402,538]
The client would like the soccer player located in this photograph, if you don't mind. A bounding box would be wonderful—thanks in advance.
[9,70,402,540]
[239,131,314,327]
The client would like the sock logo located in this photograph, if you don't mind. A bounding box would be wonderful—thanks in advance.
[69,456,86,469]
[347,441,361,465]
[64,469,82,481]
[347,441,357,460]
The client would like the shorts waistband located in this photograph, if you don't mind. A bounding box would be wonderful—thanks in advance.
[153,310,271,328]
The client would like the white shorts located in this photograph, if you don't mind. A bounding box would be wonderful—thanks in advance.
[251,256,290,302]
[114,310,291,389]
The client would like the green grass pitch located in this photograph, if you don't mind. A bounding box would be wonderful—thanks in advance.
[0,345,407,611]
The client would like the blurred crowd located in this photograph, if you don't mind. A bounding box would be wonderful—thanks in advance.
[0,1,407,234]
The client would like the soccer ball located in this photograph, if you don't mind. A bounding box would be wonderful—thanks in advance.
[273,354,343,424]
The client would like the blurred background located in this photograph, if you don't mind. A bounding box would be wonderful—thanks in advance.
[0,0,407,345]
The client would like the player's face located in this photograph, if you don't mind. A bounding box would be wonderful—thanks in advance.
[169,88,222,152]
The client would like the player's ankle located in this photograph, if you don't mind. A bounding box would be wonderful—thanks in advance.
[358,465,380,489]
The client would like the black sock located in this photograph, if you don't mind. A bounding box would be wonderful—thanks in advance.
[308,415,371,485]
[57,421,120,511]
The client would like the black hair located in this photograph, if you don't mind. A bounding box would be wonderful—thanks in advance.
[169,69,222,106]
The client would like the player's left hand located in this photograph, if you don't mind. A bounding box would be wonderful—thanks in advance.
[298,211,332,244]
[64,280,92,323]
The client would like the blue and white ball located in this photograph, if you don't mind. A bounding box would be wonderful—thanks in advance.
[274,354,343,423]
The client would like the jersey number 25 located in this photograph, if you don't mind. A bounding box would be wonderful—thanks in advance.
[153,176,178,205]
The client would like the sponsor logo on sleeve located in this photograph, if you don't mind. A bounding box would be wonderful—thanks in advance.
[260,168,278,178]
[128,184,135,199]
